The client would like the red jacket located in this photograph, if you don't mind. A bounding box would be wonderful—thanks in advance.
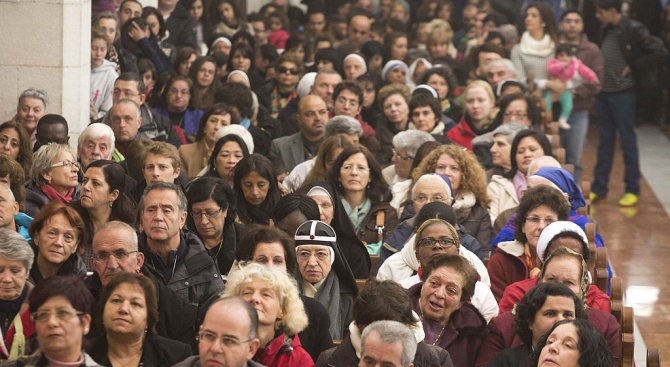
[446,116,478,150]
[487,243,530,303]
[498,277,612,314]
[255,334,314,367]
[474,309,621,367]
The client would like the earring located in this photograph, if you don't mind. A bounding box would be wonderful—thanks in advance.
[109,201,113,208]
[542,23,546,27]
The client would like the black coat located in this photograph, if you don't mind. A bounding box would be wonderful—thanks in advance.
[298,296,333,362]
[485,344,532,367]
[87,334,193,367]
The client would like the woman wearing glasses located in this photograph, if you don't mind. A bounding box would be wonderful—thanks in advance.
[70,160,136,269]
[4,276,102,366]
[224,263,313,367]
[493,93,543,131]
[28,202,87,285]
[328,146,397,253]
[25,143,80,218]
[87,273,192,367]
[152,75,204,141]
[186,177,240,275]
[408,252,487,367]
[487,185,570,302]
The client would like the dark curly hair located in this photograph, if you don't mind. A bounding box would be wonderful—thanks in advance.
[532,319,614,367]
[419,67,458,100]
[235,225,298,277]
[328,145,391,203]
[194,103,239,142]
[30,275,95,319]
[514,185,571,244]
[514,281,587,346]
[492,92,542,130]
[504,130,553,179]
[353,279,419,327]
[420,253,478,304]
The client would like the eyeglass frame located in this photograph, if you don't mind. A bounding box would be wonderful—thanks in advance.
[198,330,255,348]
[417,237,457,249]
[392,149,413,161]
[50,160,80,170]
[190,208,224,220]
[30,309,84,323]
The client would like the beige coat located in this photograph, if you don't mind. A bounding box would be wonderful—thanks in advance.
[178,140,210,180]
[487,175,519,225]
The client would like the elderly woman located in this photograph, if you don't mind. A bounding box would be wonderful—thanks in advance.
[233,154,281,225]
[10,88,48,148]
[383,130,436,213]
[379,215,496,322]
[301,181,371,279]
[473,122,527,179]
[328,146,398,250]
[532,319,614,367]
[409,253,487,367]
[178,103,239,180]
[487,130,552,225]
[294,220,358,340]
[186,177,239,275]
[0,121,33,177]
[152,75,204,140]
[25,143,80,217]
[375,83,411,165]
[412,145,492,248]
[487,185,570,301]
[224,263,313,367]
[2,276,101,366]
[479,249,622,367]
[202,133,252,185]
[382,60,409,86]
[0,230,37,360]
[28,202,87,284]
[498,221,610,314]
[343,54,367,81]
[70,160,136,269]
[87,273,192,367]
[234,225,334,361]
[477,281,587,367]
[316,280,452,367]
[447,80,498,150]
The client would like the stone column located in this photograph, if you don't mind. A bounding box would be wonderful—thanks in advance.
[0,0,91,148]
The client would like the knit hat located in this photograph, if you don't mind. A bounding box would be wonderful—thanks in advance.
[536,221,588,262]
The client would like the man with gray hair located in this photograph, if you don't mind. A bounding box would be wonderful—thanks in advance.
[486,122,528,179]
[485,59,519,90]
[138,182,224,307]
[11,88,48,148]
[358,320,417,367]
[283,115,362,192]
[0,185,29,240]
[382,130,435,212]
[77,123,115,170]
[87,220,197,346]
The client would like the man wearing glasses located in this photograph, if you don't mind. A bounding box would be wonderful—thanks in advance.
[174,297,263,367]
[86,220,197,347]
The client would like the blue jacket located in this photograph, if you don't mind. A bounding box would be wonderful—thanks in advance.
[153,106,204,138]
[15,212,32,241]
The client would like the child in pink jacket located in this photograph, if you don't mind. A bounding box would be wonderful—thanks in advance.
[546,44,600,129]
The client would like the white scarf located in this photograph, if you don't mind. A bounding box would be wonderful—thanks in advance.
[519,32,555,58]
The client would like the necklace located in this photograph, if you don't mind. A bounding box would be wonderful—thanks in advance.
[213,236,224,257]
[419,313,447,346]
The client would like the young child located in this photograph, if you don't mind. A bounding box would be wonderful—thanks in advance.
[90,28,118,120]
[546,43,600,130]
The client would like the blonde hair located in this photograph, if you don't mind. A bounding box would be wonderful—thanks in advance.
[223,263,308,335]
[425,19,454,46]
[411,145,489,208]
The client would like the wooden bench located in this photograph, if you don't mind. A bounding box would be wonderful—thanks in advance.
[621,306,635,367]
[647,347,661,367]
[369,255,379,278]
[610,277,624,325]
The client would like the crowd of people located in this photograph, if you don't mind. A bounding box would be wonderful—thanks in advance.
[0,0,663,365]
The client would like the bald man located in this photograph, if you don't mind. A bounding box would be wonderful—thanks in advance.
[270,95,328,172]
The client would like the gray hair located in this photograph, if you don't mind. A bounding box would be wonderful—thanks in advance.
[0,228,34,272]
[112,98,141,119]
[31,143,77,185]
[527,155,561,177]
[492,122,527,144]
[411,174,452,200]
[78,123,115,150]
[325,116,363,137]
[139,182,187,213]
[392,130,435,158]
[315,69,342,82]
[497,24,520,46]
[94,221,138,251]
[0,184,16,203]
[486,58,518,78]
[18,88,48,109]
[361,320,417,367]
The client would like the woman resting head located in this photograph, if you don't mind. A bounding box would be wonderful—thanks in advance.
[532,318,614,367]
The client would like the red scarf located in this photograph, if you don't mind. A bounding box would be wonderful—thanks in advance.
[41,184,75,204]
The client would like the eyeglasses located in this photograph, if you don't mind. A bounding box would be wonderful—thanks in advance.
[297,249,330,261]
[50,160,80,170]
[198,330,253,348]
[30,309,83,323]
[413,195,448,204]
[392,149,413,161]
[417,237,456,248]
[169,88,191,96]
[335,96,359,107]
[525,216,557,226]
[93,250,138,263]
[277,66,300,75]
[190,208,223,219]
[340,164,369,173]
[504,112,528,119]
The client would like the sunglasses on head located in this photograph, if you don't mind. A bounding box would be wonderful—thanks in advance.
[277,66,300,75]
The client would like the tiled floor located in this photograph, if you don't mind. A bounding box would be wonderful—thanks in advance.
[580,122,670,367]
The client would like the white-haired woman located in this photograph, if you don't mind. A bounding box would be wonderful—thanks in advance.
[25,143,80,217]
[223,263,313,367]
